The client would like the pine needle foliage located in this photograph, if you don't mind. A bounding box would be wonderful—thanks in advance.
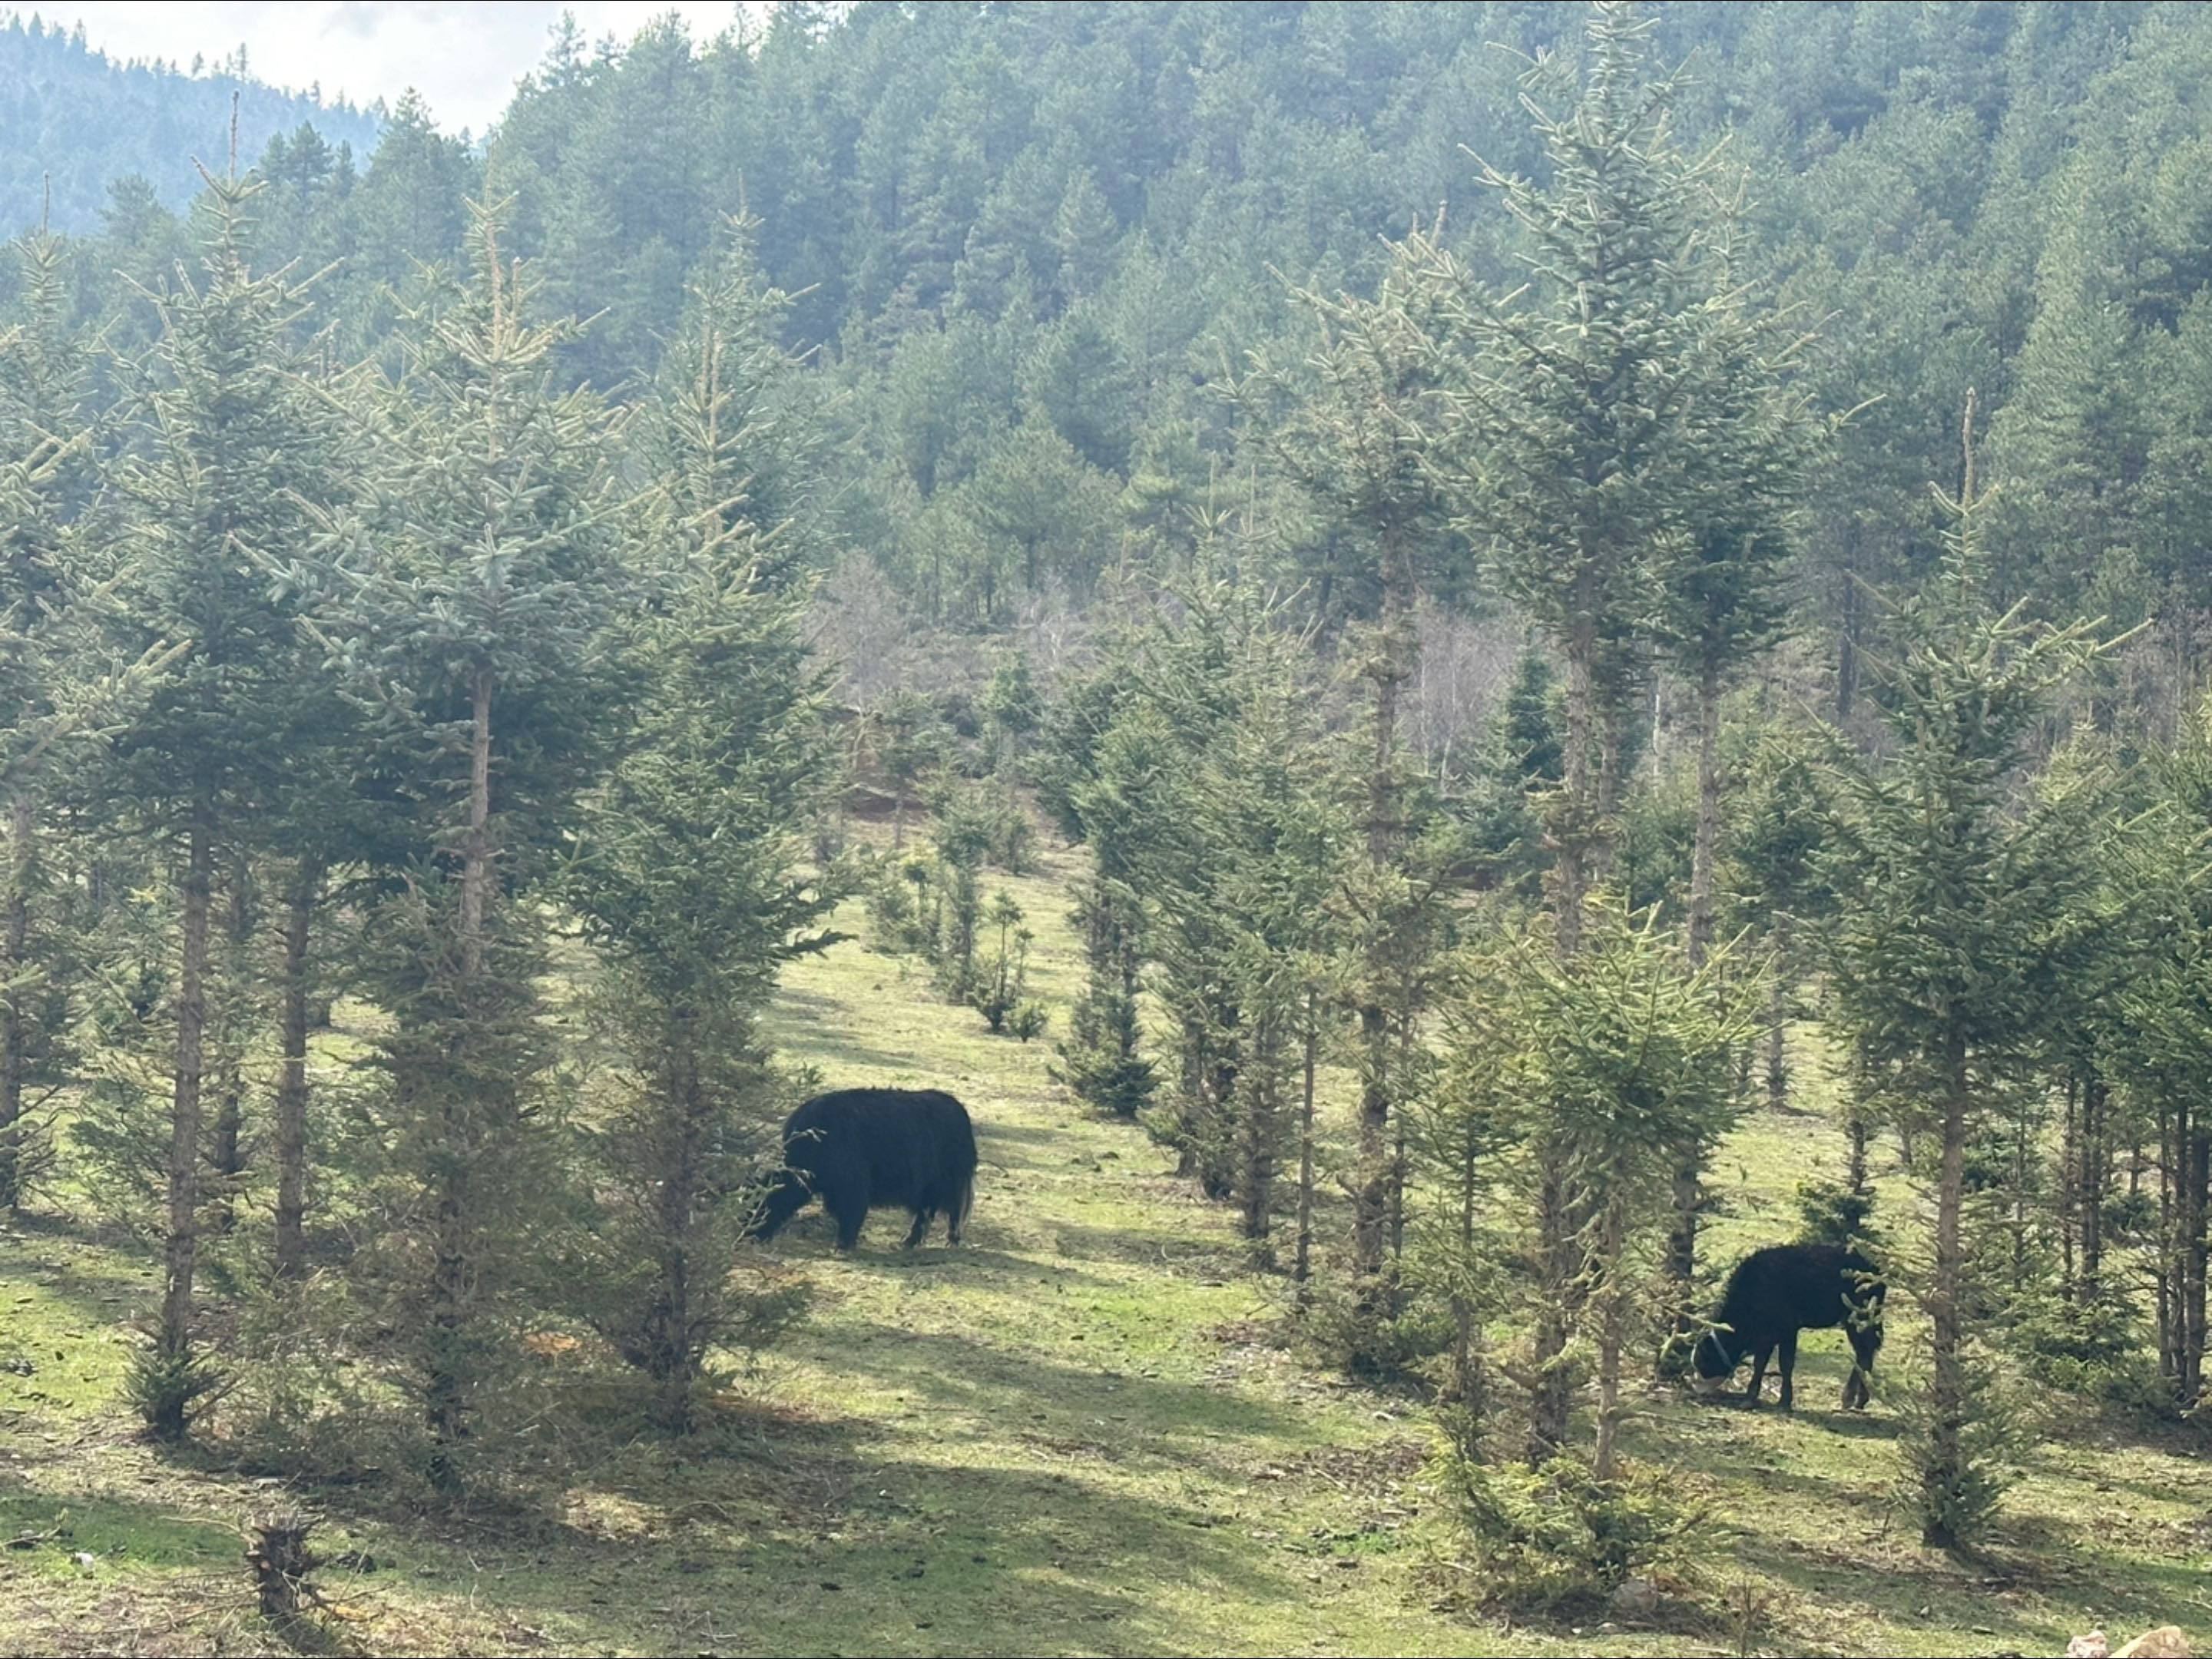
[555,227,844,1426]
[1820,414,2112,1548]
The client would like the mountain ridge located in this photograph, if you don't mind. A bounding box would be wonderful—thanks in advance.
[1,9,382,233]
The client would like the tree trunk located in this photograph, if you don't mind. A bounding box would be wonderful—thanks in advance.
[1667,669,1730,1365]
[1446,1127,1487,1458]
[1835,522,1862,721]
[1923,1034,1969,1548]
[1556,621,1595,959]
[1353,547,1412,1303]
[1354,1002,1391,1281]
[153,787,216,1439]
[2060,1074,2078,1304]
[1525,600,1606,1459]
[273,856,323,1280]
[460,670,493,980]
[1237,1014,1277,1254]
[1388,1009,1412,1270]
[1766,935,1790,1112]
[429,671,496,1484]
[0,790,33,1210]
[1525,1156,1575,1465]
[2184,1108,2208,1409]
[2081,1074,2106,1305]
[425,1177,469,1487]
[1117,922,1143,1071]
[1687,658,1721,967]
[1848,1109,1869,1196]
[2158,1101,2177,1386]
[206,866,253,1236]
[1592,1194,1629,1485]
[654,1045,704,1430]
[1293,988,1317,1310]
[1389,1111,1407,1268]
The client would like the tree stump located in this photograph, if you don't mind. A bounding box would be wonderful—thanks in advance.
[246,1512,320,1617]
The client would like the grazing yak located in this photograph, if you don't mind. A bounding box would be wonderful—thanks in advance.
[748,1087,978,1252]
[1692,1241,1885,1411]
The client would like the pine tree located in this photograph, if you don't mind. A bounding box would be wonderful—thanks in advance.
[1821,406,2109,1548]
[1426,1,1737,948]
[1205,636,1344,1257]
[1230,228,1452,1346]
[1439,900,1747,1478]
[276,197,622,1488]
[104,166,345,1439]
[1053,681,1167,1123]
[557,221,842,1429]
[2105,700,2212,1411]
[1420,1,1782,1461]
[0,216,92,1210]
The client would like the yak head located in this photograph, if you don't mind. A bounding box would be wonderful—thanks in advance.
[1688,1327,1738,1394]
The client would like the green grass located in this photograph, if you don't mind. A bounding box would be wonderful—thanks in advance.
[2,836,2209,1654]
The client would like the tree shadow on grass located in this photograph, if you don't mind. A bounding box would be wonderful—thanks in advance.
[0,1469,237,1568]
[560,1420,1336,1657]
[767,1026,943,1075]
[1037,1215,1247,1277]
[1737,1547,2061,1656]
[759,1231,1128,1290]
[785,1320,1312,1479]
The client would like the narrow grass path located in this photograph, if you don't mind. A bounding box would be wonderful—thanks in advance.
[735,845,1455,1657]
[2,837,2208,1654]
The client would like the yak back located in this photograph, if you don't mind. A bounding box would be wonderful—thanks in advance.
[781,1087,978,1210]
[1713,1240,1883,1347]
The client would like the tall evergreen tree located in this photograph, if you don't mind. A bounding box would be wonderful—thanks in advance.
[277,198,622,1488]
[0,216,92,1210]
[557,222,842,1429]
[1427,1,1737,951]
[1821,411,2108,1547]
[1653,237,1824,1334]
[1439,900,1746,1477]
[2105,700,2212,1411]
[1232,232,1452,1346]
[105,167,344,1439]
[1422,0,1761,1461]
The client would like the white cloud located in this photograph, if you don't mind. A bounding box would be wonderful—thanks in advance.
[39,2,754,137]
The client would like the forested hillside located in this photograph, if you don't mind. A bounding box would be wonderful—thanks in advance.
[0,12,382,233]
[4,2,2212,1654]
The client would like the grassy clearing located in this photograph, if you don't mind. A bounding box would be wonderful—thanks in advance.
[2,835,2209,1654]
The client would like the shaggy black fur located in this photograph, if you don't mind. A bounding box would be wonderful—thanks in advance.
[748,1088,977,1252]
[1693,1241,1885,1410]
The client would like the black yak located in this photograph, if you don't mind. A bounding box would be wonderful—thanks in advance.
[748,1088,977,1252]
[1691,1241,1884,1410]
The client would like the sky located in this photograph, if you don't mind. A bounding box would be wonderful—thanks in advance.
[38,3,758,136]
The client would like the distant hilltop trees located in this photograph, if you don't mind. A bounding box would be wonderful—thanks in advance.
[0,10,382,231]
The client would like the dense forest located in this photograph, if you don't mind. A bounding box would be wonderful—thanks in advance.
[4,2,2212,1654]
[0,12,382,233]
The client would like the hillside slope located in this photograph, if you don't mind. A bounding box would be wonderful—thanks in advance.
[0,835,2207,1656]
[0,13,380,233]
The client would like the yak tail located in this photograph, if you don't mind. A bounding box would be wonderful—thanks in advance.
[949,1176,974,1244]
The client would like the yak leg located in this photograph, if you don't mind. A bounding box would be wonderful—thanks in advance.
[1745,1343,1773,1406]
[902,1208,933,1250]
[831,1190,869,1252]
[1776,1330,1799,1412]
[1844,1329,1877,1409]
